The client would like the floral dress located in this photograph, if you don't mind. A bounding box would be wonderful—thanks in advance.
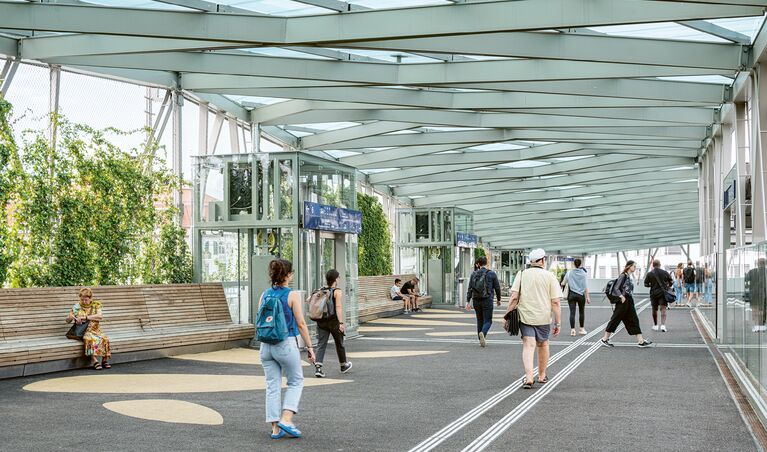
[70,300,112,359]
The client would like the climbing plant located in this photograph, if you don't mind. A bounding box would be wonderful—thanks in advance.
[357,193,393,276]
[0,98,192,288]
[474,245,487,261]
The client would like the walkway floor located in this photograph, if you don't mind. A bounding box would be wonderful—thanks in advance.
[0,300,758,451]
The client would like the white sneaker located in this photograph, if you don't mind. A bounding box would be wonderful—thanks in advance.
[753,326,760,333]
[479,332,486,347]
[570,329,576,336]
[661,325,667,332]
[579,328,587,335]
[651,325,659,331]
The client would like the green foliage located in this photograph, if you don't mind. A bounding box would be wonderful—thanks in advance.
[0,99,192,287]
[357,193,393,276]
[474,246,487,260]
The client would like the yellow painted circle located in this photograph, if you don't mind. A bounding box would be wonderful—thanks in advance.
[103,400,224,425]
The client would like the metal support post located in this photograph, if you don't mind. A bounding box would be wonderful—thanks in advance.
[592,254,598,278]
[734,104,748,246]
[754,66,767,242]
[172,89,183,225]
[198,101,209,156]
[48,65,61,149]
[208,111,225,154]
[228,114,240,154]
[0,57,19,97]
[251,118,261,153]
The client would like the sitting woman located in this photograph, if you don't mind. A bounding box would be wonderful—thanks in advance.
[66,288,112,370]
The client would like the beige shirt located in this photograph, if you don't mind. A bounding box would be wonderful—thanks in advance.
[511,267,562,326]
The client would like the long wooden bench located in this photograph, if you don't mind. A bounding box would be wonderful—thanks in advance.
[357,274,433,323]
[0,283,253,379]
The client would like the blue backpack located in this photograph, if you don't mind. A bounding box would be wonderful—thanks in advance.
[256,289,290,344]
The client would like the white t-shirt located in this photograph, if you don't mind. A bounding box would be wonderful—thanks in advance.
[511,267,562,326]
[390,285,400,299]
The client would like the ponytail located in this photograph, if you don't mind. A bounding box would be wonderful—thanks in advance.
[269,259,293,286]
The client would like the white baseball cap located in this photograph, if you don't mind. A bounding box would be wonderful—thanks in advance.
[528,248,546,262]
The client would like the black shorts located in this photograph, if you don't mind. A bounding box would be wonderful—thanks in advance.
[392,295,403,301]
[650,296,668,308]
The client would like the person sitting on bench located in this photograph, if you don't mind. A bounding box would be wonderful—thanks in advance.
[401,278,421,312]
[390,278,413,313]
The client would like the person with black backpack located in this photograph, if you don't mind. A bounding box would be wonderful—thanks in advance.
[683,261,696,307]
[465,256,501,347]
[601,260,653,348]
[257,259,315,440]
[644,259,673,332]
[312,269,352,378]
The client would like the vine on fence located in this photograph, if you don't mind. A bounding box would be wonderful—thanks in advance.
[0,97,192,287]
[357,193,393,276]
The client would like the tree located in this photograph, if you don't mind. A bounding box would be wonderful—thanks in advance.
[0,99,193,287]
[357,193,393,276]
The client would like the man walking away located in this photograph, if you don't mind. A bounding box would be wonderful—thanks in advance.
[466,256,501,347]
[683,261,696,307]
[644,259,673,332]
[506,249,562,389]
[745,258,767,332]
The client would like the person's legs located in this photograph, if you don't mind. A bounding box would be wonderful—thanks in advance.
[624,296,646,343]
[473,299,484,334]
[404,295,411,312]
[603,301,627,341]
[272,340,304,427]
[577,296,586,329]
[521,336,536,383]
[329,322,348,365]
[660,305,668,328]
[260,343,283,431]
[651,299,659,326]
[314,323,331,366]
[480,299,494,336]
[412,295,420,310]
[568,297,577,330]
[536,341,550,381]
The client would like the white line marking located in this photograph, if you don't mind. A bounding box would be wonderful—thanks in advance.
[407,300,649,452]
[461,302,650,452]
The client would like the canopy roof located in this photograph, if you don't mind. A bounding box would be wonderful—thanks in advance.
[1,0,764,254]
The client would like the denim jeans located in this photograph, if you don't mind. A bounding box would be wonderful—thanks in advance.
[674,284,683,304]
[472,298,494,335]
[260,337,304,423]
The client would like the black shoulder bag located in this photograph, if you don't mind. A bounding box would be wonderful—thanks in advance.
[504,270,523,336]
[66,320,90,341]
[652,271,677,304]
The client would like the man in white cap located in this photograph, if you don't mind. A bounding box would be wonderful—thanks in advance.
[505,248,562,389]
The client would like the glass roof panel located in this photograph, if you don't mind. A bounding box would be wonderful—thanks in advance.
[90,0,194,9]
[293,122,362,130]
[242,48,335,60]
[590,22,728,42]
[216,0,331,16]
[708,16,766,40]
[349,0,450,9]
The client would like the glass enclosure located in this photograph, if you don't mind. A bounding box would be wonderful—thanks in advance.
[192,152,359,335]
[396,207,475,306]
[699,253,718,328]
[721,241,767,403]
[491,249,526,294]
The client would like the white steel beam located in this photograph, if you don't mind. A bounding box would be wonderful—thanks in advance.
[0,1,758,44]
[299,121,417,149]
[678,20,751,44]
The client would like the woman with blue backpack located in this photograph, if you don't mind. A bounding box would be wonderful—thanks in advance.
[257,258,316,440]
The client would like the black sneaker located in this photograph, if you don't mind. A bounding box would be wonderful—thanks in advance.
[314,364,325,378]
[600,339,614,348]
[340,361,353,373]
[637,340,654,348]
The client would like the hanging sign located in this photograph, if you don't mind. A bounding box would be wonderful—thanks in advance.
[456,232,478,248]
[303,201,362,234]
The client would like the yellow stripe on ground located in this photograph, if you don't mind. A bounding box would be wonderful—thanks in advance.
[411,314,475,319]
[103,400,224,425]
[358,326,433,333]
[346,350,448,358]
[420,309,463,314]
[172,348,310,367]
[24,374,351,394]
[425,331,505,337]
[367,318,470,327]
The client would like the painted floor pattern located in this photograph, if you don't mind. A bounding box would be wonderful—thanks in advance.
[0,303,758,451]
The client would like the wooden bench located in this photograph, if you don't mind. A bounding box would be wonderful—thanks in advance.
[0,283,253,379]
[357,274,433,323]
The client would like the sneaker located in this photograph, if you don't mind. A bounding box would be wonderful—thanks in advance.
[638,340,654,348]
[600,339,614,348]
[570,329,576,336]
[578,328,587,335]
[314,364,325,378]
[479,332,487,347]
[340,362,353,373]
[651,325,659,331]
[753,326,760,333]
[661,325,667,332]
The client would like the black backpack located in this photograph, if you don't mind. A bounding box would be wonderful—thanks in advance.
[471,269,491,299]
[683,267,695,284]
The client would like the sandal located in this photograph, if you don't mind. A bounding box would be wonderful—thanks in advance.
[522,380,534,389]
[102,362,111,369]
[92,362,103,370]
[537,376,549,384]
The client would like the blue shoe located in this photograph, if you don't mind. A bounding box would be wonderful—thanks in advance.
[270,430,286,439]
[277,422,302,438]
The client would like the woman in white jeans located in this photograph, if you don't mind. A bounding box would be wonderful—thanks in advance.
[259,258,316,440]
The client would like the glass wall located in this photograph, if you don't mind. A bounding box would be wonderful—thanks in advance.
[199,229,249,323]
[722,241,767,401]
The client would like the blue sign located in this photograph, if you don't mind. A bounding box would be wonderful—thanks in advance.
[456,232,478,248]
[723,178,736,210]
[303,201,362,234]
